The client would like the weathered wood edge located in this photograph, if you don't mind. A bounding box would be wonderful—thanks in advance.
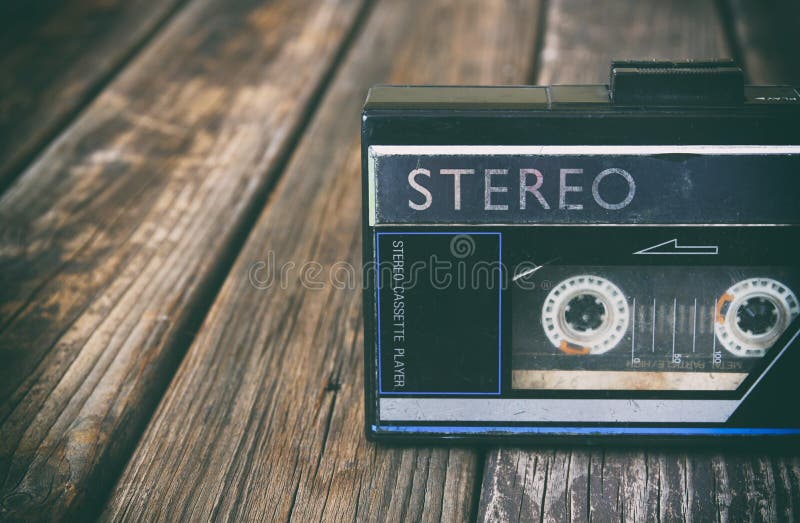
[100,0,542,521]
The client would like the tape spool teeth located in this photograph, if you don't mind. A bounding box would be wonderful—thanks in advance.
[715,278,799,357]
[541,275,630,355]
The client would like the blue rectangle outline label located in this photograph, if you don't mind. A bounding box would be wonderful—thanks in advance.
[375,231,502,395]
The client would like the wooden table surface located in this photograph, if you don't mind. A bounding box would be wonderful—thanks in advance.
[1,0,798,521]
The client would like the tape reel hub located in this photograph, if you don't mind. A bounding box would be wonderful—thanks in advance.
[542,275,629,355]
[736,297,779,336]
[716,278,799,357]
[564,294,606,333]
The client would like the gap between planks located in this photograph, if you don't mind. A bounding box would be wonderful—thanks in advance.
[0,0,190,195]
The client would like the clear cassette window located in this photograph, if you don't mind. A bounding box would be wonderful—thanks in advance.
[512,266,799,391]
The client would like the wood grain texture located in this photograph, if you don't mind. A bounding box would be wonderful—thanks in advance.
[0,0,186,190]
[0,0,366,520]
[102,0,540,521]
[723,0,800,84]
[480,449,800,522]
[536,0,730,84]
[478,1,799,521]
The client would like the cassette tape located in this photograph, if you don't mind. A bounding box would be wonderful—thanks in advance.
[361,61,800,443]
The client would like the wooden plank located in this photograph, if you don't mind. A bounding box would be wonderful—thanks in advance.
[101,0,541,520]
[478,0,799,521]
[0,0,186,190]
[723,0,800,84]
[0,0,367,519]
[481,449,800,522]
[536,0,729,84]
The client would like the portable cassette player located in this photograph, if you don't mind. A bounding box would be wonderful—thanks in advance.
[361,61,800,442]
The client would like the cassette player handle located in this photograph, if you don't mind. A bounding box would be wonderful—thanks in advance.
[610,59,744,105]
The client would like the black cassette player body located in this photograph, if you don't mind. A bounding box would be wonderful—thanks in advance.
[361,61,800,443]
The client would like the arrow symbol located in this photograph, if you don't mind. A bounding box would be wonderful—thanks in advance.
[633,239,718,256]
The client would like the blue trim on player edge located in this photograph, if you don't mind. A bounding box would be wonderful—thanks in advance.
[373,425,800,436]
